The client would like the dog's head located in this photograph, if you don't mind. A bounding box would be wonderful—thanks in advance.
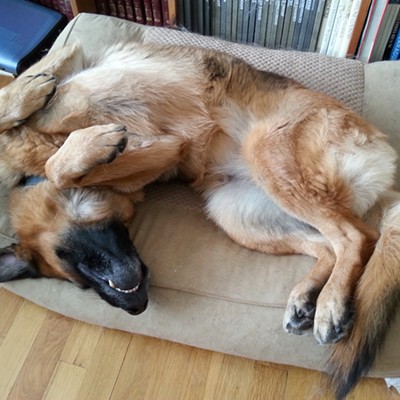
[0,179,149,315]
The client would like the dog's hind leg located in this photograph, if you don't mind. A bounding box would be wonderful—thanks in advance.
[241,113,396,344]
[45,124,186,193]
[205,176,336,333]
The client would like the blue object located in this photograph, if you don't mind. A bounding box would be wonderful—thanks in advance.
[0,0,67,75]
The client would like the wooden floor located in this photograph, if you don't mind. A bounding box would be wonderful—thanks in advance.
[0,288,398,400]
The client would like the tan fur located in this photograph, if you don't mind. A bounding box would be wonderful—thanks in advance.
[0,42,399,398]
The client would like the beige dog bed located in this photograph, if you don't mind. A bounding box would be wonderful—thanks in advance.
[1,13,400,378]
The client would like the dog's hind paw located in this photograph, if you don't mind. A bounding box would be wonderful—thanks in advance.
[313,285,354,344]
[283,285,319,335]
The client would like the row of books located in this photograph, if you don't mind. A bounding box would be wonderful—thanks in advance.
[31,0,74,20]
[176,0,400,60]
[95,0,174,26]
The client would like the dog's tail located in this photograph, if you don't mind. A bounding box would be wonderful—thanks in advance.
[327,191,400,399]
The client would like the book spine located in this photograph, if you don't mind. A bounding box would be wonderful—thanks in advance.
[161,0,170,26]
[281,0,294,47]
[108,0,118,17]
[221,0,227,38]
[270,0,281,47]
[266,0,276,46]
[336,0,361,56]
[151,0,163,26]
[383,8,400,59]
[302,0,318,50]
[96,0,110,14]
[231,0,239,40]
[226,0,233,40]
[254,0,265,43]
[116,0,127,18]
[143,0,154,24]
[133,0,145,24]
[260,0,271,45]
[124,0,135,20]
[237,0,245,41]
[203,0,211,34]
[297,0,312,49]
[326,0,347,56]
[63,0,74,19]
[287,0,300,47]
[318,0,340,54]
[242,0,251,42]
[291,0,305,48]
[389,24,400,58]
[276,0,288,47]
[248,0,258,42]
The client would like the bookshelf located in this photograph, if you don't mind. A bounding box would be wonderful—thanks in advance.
[54,0,400,61]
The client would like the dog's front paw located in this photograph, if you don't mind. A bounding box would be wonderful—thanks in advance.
[0,73,56,131]
[283,284,320,335]
[17,73,56,117]
[313,284,353,344]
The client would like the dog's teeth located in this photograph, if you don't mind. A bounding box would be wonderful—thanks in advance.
[108,279,116,288]
[108,279,139,293]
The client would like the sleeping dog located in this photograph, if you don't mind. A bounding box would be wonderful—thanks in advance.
[0,42,399,398]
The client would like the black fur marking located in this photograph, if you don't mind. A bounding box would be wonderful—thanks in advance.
[204,56,228,81]
[56,219,149,315]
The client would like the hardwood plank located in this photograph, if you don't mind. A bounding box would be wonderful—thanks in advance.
[60,320,103,368]
[75,329,131,400]
[7,312,73,400]
[0,301,47,399]
[348,377,396,400]
[285,367,334,399]
[0,288,24,337]
[142,340,211,400]
[43,361,86,400]
[203,352,287,400]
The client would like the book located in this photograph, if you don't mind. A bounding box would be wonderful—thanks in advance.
[116,0,127,18]
[281,0,294,47]
[237,0,245,41]
[335,0,362,57]
[254,0,265,43]
[124,0,136,21]
[248,0,258,42]
[302,0,319,50]
[276,0,288,47]
[95,0,110,14]
[260,0,271,45]
[221,0,228,38]
[226,0,233,39]
[297,0,313,49]
[383,8,400,58]
[151,0,163,26]
[242,0,251,42]
[318,0,340,54]
[309,0,327,51]
[345,0,373,56]
[133,0,145,24]
[291,0,306,49]
[143,0,154,24]
[326,0,351,56]
[369,2,400,61]
[389,21,400,58]
[108,0,118,17]
[287,0,301,47]
[161,0,171,26]
[231,0,239,40]
[270,0,281,47]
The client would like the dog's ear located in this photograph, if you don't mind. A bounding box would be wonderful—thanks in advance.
[0,245,39,281]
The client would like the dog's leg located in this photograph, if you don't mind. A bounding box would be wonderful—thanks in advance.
[205,176,336,334]
[0,44,83,133]
[45,124,186,192]
[241,117,387,344]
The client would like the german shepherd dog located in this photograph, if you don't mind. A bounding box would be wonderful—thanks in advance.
[0,42,399,398]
